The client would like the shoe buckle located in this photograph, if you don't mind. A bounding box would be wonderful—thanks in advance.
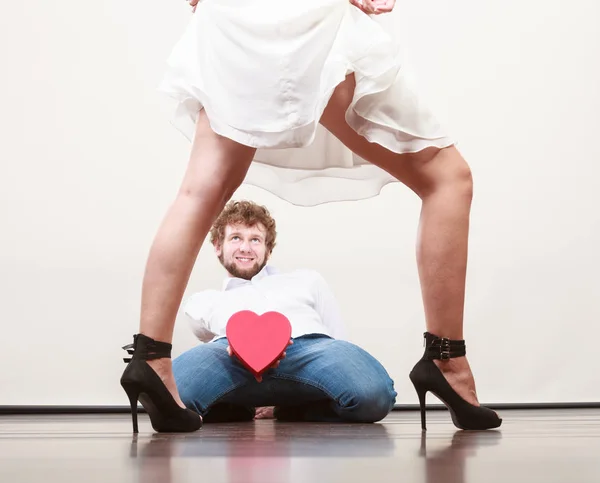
[439,338,451,360]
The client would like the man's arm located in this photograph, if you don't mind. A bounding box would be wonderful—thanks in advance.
[184,291,218,343]
[312,272,349,340]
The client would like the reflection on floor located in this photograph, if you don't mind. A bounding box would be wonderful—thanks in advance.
[1,409,599,483]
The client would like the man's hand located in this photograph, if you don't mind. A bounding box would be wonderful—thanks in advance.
[227,339,293,383]
[349,0,396,15]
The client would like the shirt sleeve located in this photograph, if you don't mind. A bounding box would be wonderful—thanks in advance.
[312,272,348,341]
[183,291,218,343]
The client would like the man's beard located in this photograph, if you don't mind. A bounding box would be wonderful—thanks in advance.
[220,256,267,280]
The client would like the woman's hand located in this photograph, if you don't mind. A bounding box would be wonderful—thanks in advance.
[349,0,396,15]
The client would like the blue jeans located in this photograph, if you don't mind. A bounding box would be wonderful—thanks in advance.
[173,334,397,423]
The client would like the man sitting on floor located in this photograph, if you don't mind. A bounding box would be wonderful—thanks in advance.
[173,200,397,423]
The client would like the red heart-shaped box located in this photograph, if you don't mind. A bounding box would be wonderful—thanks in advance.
[226,310,292,377]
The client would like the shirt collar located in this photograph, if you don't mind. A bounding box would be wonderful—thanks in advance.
[222,264,279,291]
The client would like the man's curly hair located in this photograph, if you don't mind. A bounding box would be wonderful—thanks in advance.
[210,200,277,254]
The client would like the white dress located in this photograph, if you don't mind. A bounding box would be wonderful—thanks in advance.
[159,0,454,206]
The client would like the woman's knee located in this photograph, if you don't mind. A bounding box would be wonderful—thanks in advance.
[444,149,474,200]
[178,163,248,209]
[413,146,474,200]
[179,119,257,206]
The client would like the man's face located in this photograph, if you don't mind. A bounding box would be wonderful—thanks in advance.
[216,223,269,280]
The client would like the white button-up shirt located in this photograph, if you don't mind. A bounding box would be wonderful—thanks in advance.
[184,265,347,343]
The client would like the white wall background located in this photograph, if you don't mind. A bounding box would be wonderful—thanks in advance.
[1,0,599,406]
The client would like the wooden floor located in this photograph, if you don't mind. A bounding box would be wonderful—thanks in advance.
[1,409,599,483]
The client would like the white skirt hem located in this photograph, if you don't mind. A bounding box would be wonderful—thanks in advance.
[158,2,455,206]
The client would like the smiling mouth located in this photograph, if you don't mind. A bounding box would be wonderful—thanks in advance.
[236,257,254,262]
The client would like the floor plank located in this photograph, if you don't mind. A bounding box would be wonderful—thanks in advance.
[1,409,598,483]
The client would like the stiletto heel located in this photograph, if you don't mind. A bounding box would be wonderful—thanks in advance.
[409,332,502,431]
[120,333,202,433]
[123,386,140,433]
[413,383,427,431]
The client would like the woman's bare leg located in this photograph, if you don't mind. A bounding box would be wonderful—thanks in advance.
[320,75,481,407]
[139,110,256,407]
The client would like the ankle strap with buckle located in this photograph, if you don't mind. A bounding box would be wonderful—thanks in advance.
[122,333,172,363]
[423,332,466,360]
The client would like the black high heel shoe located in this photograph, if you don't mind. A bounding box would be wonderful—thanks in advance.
[409,332,502,431]
[120,333,202,433]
